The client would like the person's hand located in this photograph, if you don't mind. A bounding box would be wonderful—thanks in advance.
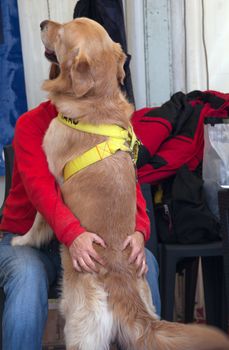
[69,231,106,273]
[122,231,148,277]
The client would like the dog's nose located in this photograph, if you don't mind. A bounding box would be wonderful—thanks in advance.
[40,20,49,31]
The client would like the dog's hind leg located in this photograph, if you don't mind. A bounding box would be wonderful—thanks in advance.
[60,267,114,350]
[11,212,53,248]
[113,278,159,350]
[64,311,113,350]
[63,294,114,350]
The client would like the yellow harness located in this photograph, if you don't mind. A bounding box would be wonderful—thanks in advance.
[57,113,140,181]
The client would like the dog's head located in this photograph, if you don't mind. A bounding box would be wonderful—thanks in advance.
[41,18,126,98]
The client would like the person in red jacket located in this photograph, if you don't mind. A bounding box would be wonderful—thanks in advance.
[0,66,160,350]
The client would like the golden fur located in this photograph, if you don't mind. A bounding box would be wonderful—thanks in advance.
[12,18,229,350]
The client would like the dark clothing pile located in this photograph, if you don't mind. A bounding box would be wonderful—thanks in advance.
[153,165,221,244]
[132,90,229,185]
[133,90,229,244]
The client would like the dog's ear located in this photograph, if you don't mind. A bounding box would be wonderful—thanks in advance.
[113,43,126,85]
[70,53,94,98]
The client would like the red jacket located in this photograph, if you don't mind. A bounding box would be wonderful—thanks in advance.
[132,90,229,185]
[0,101,150,246]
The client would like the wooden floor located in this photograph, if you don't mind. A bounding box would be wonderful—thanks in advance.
[43,344,121,350]
[42,346,65,350]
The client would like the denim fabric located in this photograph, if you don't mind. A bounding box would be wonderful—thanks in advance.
[0,233,61,350]
[0,233,160,350]
[145,248,161,317]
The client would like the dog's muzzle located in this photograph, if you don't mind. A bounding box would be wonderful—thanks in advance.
[40,20,59,64]
[44,49,59,64]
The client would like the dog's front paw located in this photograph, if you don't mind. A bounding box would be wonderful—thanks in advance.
[11,235,31,247]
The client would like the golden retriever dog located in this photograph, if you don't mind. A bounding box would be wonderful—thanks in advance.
[12,18,229,350]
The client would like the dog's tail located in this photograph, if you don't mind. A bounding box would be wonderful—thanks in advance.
[104,273,229,350]
[151,321,229,350]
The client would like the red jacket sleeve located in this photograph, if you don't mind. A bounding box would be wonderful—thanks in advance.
[135,182,150,241]
[14,108,85,247]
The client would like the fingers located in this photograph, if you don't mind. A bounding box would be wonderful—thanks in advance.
[72,259,82,272]
[130,250,148,277]
[72,253,100,273]
[78,256,97,273]
[92,234,106,248]
[72,248,104,273]
[90,249,105,266]
[74,252,148,276]
[124,236,141,263]
[122,236,132,250]
[83,254,98,272]
[137,259,148,277]
[72,247,104,273]
[71,232,147,276]
[123,233,147,276]
[129,247,141,264]
[69,231,106,273]
[134,252,144,268]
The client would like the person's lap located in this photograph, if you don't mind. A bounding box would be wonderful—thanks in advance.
[0,233,61,350]
[0,233,160,350]
[145,248,161,316]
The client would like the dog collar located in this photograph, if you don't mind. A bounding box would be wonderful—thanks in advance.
[56,113,140,181]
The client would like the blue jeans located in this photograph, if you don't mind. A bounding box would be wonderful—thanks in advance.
[0,233,160,350]
[145,248,161,317]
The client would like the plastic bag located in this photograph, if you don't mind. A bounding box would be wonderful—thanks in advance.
[203,121,229,217]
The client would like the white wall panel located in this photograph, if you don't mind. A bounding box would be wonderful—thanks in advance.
[125,0,173,108]
[143,0,172,107]
[170,0,186,94]
[202,0,229,92]
[17,0,76,109]
[125,0,147,109]
[184,0,229,93]
[185,0,207,92]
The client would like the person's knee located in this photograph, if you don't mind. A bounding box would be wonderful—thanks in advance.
[144,248,161,316]
[2,261,49,350]
[4,250,49,303]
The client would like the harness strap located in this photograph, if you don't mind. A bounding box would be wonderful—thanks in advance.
[56,113,140,181]
[64,138,130,181]
[57,113,131,139]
